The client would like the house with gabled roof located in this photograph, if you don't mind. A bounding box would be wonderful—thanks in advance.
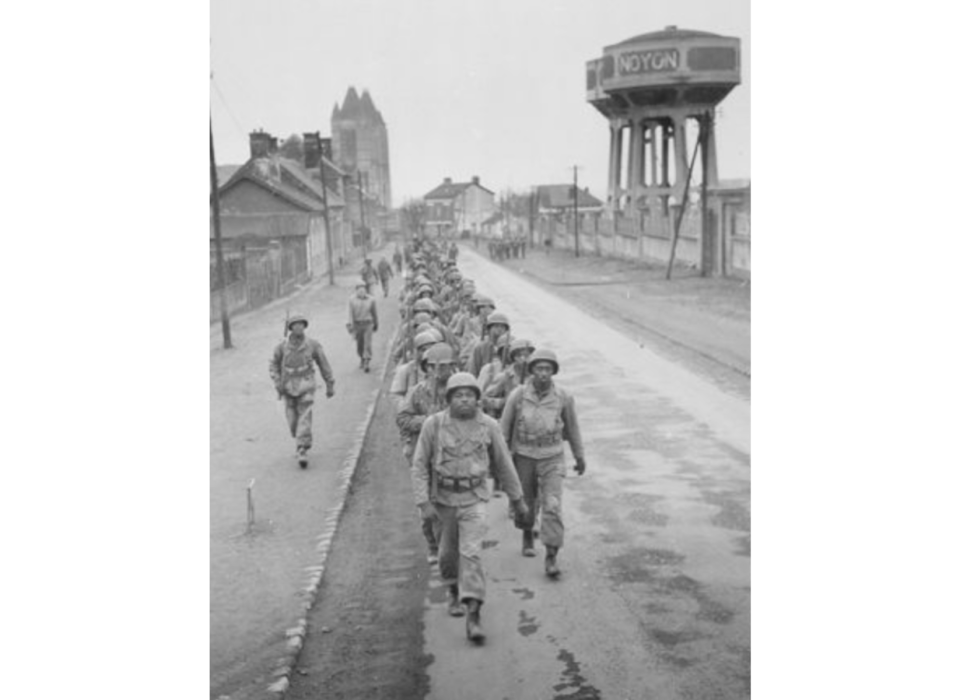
[211,130,356,320]
[423,175,496,237]
[534,184,604,214]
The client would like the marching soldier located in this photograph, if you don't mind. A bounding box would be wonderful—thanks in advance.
[347,282,378,372]
[411,372,529,643]
[466,311,510,377]
[398,342,459,565]
[360,258,380,294]
[500,349,585,573]
[377,256,394,297]
[269,314,335,468]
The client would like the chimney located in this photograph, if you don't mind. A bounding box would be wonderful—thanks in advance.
[303,132,321,168]
[443,177,452,185]
[249,129,272,159]
[472,176,480,185]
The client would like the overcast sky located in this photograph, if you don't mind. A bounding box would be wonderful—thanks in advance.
[211,0,749,203]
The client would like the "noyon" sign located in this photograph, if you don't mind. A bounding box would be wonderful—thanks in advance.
[617,48,680,75]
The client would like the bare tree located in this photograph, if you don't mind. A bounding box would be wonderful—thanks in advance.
[399,198,427,236]
[279,133,304,162]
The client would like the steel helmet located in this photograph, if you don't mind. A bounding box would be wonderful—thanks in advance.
[412,311,433,325]
[286,314,308,330]
[414,331,440,351]
[526,348,559,374]
[422,342,456,367]
[445,372,482,401]
[412,298,437,314]
[508,339,535,360]
[473,294,495,309]
[485,311,510,330]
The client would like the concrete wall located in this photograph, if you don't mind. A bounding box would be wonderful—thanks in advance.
[531,189,750,279]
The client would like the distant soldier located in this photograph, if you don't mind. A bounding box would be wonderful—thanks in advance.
[393,245,404,275]
[347,282,378,372]
[377,256,394,297]
[269,314,335,468]
[411,372,528,643]
[360,258,380,294]
[500,349,585,572]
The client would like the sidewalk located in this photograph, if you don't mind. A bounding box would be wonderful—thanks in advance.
[478,246,751,377]
[210,251,400,700]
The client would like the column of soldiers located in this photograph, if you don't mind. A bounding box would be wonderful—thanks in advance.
[390,237,587,645]
[486,237,526,261]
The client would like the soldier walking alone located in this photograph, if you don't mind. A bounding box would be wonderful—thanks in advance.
[377,256,394,297]
[347,282,378,372]
[269,314,336,468]
[411,373,529,644]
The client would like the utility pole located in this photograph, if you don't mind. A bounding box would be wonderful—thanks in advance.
[666,117,703,280]
[700,110,712,278]
[358,171,368,258]
[573,165,580,258]
[315,131,335,284]
[209,116,233,349]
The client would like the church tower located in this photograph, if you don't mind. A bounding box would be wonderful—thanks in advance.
[331,87,392,209]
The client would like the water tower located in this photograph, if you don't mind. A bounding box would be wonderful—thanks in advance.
[586,26,740,215]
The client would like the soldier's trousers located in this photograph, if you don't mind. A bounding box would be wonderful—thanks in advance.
[353,322,373,362]
[514,453,565,549]
[283,391,315,450]
[436,501,488,601]
[404,442,440,552]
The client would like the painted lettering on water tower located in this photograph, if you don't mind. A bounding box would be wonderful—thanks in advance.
[617,48,680,75]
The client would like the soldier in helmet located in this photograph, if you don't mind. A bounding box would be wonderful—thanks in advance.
[397,342,458,565]
[500,349,585,573]
[360,258,380,294]
[347,282,379,372]
[269,314,336,468]
[389,328,442,410]
[466,311,510,378]
[377,256,394,297]
[411,372,529,643]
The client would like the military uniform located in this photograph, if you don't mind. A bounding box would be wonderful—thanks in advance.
[347,289,378,370]
[397,374,451,560]
[269,334,335,457]
[412,409,523,605]
[500,380,584,553]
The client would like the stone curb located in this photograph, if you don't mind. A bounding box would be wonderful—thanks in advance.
[262,322,401,699]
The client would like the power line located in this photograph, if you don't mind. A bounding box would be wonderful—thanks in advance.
[211,74,248,141]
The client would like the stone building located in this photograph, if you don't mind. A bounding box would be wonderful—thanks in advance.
[423,176,496,238]
[331,87,392,210]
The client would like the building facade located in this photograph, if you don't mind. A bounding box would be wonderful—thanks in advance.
[423,176,496,237]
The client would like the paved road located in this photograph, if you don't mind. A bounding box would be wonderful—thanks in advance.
[418,249,750,699]
[210,271,400,700]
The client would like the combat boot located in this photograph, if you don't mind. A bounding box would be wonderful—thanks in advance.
[465,598,485,643]
[544,546,560,578]
[297,447,308,469]
[522,530,536,557]
[447,585,466,617]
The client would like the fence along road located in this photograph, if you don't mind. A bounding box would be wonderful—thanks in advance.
[420,248,751,700]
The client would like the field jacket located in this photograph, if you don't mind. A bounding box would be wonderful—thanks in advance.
[500,381,584,461]
[411,410,523,507]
